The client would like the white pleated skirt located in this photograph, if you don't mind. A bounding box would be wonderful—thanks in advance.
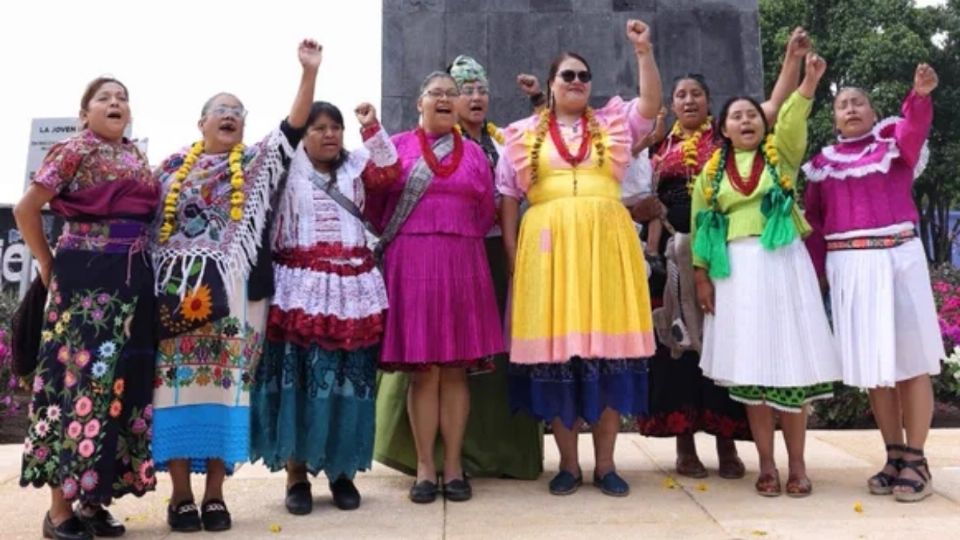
[826,237,943,388]
[701,238,841,387]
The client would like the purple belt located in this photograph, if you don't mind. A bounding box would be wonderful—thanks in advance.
[57,219,150,285]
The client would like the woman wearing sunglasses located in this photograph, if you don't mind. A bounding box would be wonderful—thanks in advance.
[497,19,661,497]
[374,56,544,484]
[365,71,504,504]
[634,28,811,481]
[149,40,321,533]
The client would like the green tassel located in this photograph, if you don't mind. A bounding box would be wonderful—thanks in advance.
[760,189,797,250]
[693,209,731,279]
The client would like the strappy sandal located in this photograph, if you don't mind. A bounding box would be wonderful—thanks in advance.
[754,469,781,497]
[868,443,905,495]
[893,446,933,503]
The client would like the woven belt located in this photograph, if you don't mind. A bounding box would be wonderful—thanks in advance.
[825,229,915,251]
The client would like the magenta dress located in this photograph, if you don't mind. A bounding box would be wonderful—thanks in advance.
[366,130,504,369]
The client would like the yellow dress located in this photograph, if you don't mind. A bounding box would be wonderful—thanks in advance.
[499,97,656,365]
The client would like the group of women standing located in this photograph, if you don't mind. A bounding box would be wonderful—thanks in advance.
[13,16,946,540]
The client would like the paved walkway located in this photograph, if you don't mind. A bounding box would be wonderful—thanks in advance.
[1,430,959,539]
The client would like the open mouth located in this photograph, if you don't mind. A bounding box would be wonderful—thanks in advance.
[740,129,757,137]
[469,104,484,113]
[435,106,453,115]
[218,121,238,133]
[106,111,123,120]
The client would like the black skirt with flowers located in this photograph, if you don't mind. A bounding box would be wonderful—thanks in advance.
[20,220,157,504]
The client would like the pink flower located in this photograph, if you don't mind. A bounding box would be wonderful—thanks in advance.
[74,350,92,368]
[62,477,78,500]
[54,294,62,305]
[47,311,58,323]
[64,371,78,388]
[143,404,153,420]
[67,421,83,440]
[139,460,155,486]
[97,293,110,305]
[57,346,71,364]
[34,420,50,438]
[77,439,95,458]
[46,405,61,422]
[131,418,147,435]
[83,419,101,438]
[74,396,93,417]
[23,437,33,455]
[80,469,99,491]
[32,375,44,394]
[34,445,50,462]
[81,297,93,309]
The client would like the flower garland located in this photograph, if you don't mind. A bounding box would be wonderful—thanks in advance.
[670,117,713,170]
[453,121,505,145]
[158,142,246,243]
[694,133,797,279]
[529,107,604,185]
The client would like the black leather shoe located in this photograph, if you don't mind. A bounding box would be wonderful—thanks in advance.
[443,478,473,502]
[166,500,201,533]
[200,499,231,532]
[408,480,439,504]
[43,513,93,540]
[329,476,361,510]
[285,482,313,515]
[75,504,125,537]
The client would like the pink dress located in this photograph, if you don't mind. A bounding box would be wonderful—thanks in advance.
[366,130,505,369]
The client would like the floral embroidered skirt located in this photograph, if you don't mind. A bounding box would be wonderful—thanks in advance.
[20,220,157,504]
[152,275,266,475]
[250,343,378,479]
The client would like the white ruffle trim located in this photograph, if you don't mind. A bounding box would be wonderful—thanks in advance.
[802,117,929,183]
[272,264,388,319]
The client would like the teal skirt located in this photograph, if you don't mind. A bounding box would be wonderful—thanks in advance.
[251,343,378,480]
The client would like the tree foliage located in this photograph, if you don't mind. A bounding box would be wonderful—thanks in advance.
[760,0,960,262]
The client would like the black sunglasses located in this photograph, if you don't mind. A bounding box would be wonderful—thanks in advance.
[558,69,592,83]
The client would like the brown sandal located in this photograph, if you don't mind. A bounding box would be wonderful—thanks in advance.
[755,469,781,497]
[718,456,746,479]
[676,455,709,479]
[786,475,813,498]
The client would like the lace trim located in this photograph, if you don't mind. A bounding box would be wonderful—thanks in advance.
[802,117,929,182]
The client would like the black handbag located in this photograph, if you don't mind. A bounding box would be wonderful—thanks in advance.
[11,276,48,377]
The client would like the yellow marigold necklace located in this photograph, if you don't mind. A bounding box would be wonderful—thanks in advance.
[670,117,712,170]
[158,142,246,243]
[454,121,505,145]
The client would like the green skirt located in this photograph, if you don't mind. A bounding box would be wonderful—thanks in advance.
[373,238,543,480]
[728,383,834,414]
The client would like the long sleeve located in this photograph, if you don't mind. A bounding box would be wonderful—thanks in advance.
[359,123,402,191]
[803,180,827,278]
[773,91,813,170]
[894,90,933,170]
[690,169,709,269]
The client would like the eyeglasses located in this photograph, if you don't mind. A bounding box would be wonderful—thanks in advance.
[207,105,247,119]
[558,70,592,84]
[422,88,460,99]
[460,85,489,97]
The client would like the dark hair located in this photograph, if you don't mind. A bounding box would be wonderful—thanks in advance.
[420,71,456,95]
[716,95,768,146]
[833,86,876,113]
[80,77,128,128]
[671,74,711,104]
[305,101,349,173]
[545,51,591,108]
[200,92,244,118]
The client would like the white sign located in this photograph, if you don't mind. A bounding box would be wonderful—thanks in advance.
[23,118,140,189]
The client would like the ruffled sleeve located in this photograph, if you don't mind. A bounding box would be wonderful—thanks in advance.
[497,115,540,197]
[593,96,656,183]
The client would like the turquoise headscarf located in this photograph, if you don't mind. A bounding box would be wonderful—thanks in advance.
[449,55,488,88]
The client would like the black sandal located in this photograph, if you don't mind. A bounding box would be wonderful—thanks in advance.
[868,443,905,495]
[893,446,933,503]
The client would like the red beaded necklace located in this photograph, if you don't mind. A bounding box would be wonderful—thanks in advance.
[725,149,765,196]
[548,113,591,166]
[416,127,464,177]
